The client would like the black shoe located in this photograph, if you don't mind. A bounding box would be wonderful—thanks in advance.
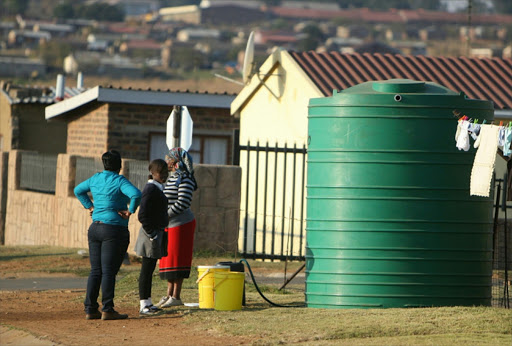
[86,311,102,320]
[102,310,128,320]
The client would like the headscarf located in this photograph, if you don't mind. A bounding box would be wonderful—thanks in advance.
[165,147,197,190]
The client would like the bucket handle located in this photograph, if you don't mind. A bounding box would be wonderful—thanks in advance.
[196,268,210,284]
[212,277,228,291]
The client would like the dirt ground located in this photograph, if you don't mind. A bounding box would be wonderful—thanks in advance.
[0,289,253,346]
[0,258,254,346]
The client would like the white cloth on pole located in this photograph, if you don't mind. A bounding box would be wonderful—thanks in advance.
[470,124,500,197]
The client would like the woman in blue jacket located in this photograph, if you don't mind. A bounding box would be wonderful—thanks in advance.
[74,150,141,321]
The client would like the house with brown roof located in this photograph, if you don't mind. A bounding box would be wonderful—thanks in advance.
[231,48,512,259]
[232,49,511,145]
[45,86,239,164]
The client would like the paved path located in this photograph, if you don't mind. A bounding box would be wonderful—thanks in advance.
[0,277,87,291]
[0,272,304,291]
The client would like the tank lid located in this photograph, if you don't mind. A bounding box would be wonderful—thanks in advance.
[331,79,459,96]
[372,79,425,93]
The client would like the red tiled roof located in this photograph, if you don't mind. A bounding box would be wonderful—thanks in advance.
[359,8,403,23]
[288,51,512,110]
[270,6,512,25]
[270,6,356,20]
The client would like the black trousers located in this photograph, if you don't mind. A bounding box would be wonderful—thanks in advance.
[85,222,129,313]
[139,257,158,300]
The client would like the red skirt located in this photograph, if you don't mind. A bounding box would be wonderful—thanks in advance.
[159,219,196,280]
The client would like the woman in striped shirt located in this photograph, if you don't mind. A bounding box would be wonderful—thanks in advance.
[156,147,198,308]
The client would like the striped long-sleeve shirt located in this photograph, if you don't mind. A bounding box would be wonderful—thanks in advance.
[163,173,195,228]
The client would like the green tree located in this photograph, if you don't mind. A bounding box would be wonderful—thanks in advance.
[297,23,325,51]
[53,2,75,19]
[297,36,319,51]
[2,0,29,15]
[172,47,207,72]
[38,41,72,70]
[494,0,512,14]
[262,0,282,6]
[159,0,200,7]
[76,3,125,21]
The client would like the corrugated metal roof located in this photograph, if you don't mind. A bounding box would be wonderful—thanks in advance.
[288,51,512,110]
[6,84,237,106]
[45,85,238,120]
[2,86,85,105]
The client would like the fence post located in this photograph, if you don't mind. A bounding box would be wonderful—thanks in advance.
[0,152,9,245]
[55,154,77,198]
[7,150,22,191]
[233,129,240,165]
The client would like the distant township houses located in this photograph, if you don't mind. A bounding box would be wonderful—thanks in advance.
[0,1,511,79]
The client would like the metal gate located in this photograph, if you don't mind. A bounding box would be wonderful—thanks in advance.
[235,141,307,261]
[492,177,511,308]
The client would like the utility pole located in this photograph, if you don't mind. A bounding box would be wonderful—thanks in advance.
[172,105,182,149]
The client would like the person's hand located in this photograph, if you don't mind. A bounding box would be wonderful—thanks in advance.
[149,230,158,240]
[118,210,131,219]
[88,206,94,217]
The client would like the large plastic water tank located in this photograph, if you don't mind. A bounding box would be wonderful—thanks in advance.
[306,79,495,308]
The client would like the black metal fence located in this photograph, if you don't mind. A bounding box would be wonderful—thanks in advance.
[492,178,511,308]
[75,156,104,187]
[18,153,151,194]
[124,159,150,191]
[236,141,307,261]
[74,157,149,191]
[19,152,57,193]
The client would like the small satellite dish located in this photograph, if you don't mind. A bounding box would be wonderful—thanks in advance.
[242,31,255,84]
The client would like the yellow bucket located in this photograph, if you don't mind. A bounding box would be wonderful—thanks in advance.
[213,271,245,311]
[196,265,230,309]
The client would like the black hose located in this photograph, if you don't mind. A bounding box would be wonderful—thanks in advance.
[239,258,305,308]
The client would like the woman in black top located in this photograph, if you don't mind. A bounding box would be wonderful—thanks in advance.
[134,159,169,315]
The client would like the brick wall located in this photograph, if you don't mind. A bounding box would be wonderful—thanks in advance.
[68,103,239,161]
[66,103,109,158]
[108,103,169,160]
[3,150,241,254]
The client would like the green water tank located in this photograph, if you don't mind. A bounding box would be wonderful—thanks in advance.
[306,79,495,309]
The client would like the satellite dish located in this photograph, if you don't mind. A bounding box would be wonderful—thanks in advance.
[242,31,255,84]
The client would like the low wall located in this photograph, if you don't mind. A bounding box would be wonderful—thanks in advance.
[4,150,241,254]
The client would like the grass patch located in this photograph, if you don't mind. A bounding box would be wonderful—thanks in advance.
[2,245,511,345]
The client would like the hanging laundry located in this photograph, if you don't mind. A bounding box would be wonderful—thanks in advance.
[455,120,471,151]
[470,124,500,197]
[503,126,512,157]
[497,126,506,151]
[467,123,481,141]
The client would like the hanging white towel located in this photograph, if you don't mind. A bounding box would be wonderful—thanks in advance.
[456,120,471,151]
[470,124,500,197]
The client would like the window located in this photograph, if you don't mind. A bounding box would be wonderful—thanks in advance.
[189,135,229,164]
[149,133,230,165]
